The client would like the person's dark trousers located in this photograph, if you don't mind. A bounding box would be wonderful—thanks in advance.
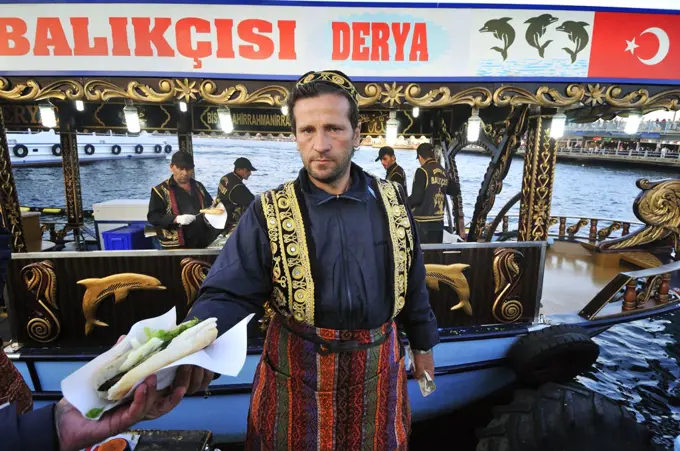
[0,220,11,308]
[416,221,444,245]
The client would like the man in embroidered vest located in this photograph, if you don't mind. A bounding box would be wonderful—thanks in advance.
[174,70,439,450]
[408,143,454,244]
[375,146,408,195]
[147,151,218,249]
[215,157,256,234]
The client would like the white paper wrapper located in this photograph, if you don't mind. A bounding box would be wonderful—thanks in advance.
[203,202,228,229]
[62,307,254,421]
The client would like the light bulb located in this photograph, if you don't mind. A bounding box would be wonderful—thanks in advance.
[467,110,482,142]
[75,100,84,112]
[281,105,289,115]
[550,112,567,139]
[412,107,420,118]
[624,113,642,134]
[218,107,234,133]
[39,103,57,128]
[179,101,187,113]
[123,105,141,133]
[385,111,399,146]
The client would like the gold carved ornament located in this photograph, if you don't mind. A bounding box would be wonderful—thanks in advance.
[180,258,212,308]
[78,273,166,335]
[200,80,288,106]
[0,77,84,101]
[84,79,175,102]
[492,248,524,323]
[425,264,472,316]
[599,178,680,252]
[493,84,585,108]
[21,260,61,343]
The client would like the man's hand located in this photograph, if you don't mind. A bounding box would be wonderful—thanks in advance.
[174,365,214,395]
[413,352,434,381]
[175,214,196,225]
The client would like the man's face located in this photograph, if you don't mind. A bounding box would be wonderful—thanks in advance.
[236,168,252,180]
[380,154,396,170]
[293,93,360,186]
[170,164,192,184]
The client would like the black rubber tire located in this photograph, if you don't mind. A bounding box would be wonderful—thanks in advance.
[164,144,172,154]
[111,145,121,155]
[84,144,95,155]
[508,325,600,387]
[135,144,143,154]
[154,144,162,153]
[476,383,654,451]
[51,144,62,157]
[13,144,28,158]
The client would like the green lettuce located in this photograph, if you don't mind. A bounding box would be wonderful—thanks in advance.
[143,318,199,343]
[85,407,104,419]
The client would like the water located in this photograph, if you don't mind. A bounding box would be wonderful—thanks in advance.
[11,141,680,448]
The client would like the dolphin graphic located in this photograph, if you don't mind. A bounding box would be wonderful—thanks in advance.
[425,263,473,316]
[524,14,559,58]
[479,18,515,61]
[556,20,590,63]
[79,273,166,335]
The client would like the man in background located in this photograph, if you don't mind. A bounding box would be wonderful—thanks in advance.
[215,157,256,234]
[375,146,407,194]
[147,151,217,249]
[408,143,453,244]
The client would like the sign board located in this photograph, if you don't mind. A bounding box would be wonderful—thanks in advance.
[0,2,678,83]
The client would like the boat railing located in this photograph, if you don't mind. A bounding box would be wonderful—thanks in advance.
[564,120,680,134]
[554,147,680,159]
[482,213,644,243]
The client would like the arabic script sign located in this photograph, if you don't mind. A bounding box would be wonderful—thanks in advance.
[0,4,678,82]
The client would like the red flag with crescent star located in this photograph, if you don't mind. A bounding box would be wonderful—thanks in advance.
[588,12,679,80]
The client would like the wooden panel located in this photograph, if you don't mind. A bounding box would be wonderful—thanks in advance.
[423,244,544,328]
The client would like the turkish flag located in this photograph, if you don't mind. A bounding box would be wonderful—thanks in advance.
[588,12,680,80]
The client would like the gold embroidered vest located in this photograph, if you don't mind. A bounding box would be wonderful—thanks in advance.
[260,176,414,326]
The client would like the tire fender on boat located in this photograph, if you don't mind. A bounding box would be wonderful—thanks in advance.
[135,144,143,154]
[84,144,95,155]
[164,144,172,154]
[154,144,162,153]
[507,324,599,387]
[13,144,28,158]
[111,145,121,155]
[475,383,654,451]
[51,144,62,157]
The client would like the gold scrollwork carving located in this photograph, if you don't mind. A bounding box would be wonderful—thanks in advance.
[599,178,680,251]
[597,221,622,240]
[0,77,84,102]
[357,83,382,107]
[493,84,585,108]
[78,273,167,335]
[21,260,61,343]
[84,79,175,102]
[406,84,493,108]
[425,264,472,316]
[636,275,663,308]
[180,258,212,308]
[200,81,288,106]
[492,248,525,323]
[567,218,589,235]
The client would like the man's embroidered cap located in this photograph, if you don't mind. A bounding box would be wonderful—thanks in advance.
[295,70,359,106]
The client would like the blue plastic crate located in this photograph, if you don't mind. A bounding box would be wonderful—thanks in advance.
[102,225,152,250]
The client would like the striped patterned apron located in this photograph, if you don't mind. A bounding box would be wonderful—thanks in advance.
[246,314,410,451]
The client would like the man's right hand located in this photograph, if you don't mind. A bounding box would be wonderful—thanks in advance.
[173,365,214,395]
[175,214,196,226]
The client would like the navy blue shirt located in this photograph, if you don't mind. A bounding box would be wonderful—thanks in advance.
[189,164,439,351]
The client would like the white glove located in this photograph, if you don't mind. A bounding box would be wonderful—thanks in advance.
[175,214,196,226]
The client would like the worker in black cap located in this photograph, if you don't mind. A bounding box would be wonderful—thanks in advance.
[216,157,256,233]
[375,146,407,195]
[408,143,452,244]
[147,151,218,248]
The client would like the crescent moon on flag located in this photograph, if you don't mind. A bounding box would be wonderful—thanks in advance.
[638,27,670,66]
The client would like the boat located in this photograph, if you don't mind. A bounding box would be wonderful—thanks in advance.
[7,129,177,167]
[1,0,679,448]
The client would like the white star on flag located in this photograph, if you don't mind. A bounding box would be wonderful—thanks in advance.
[625,37,640,54]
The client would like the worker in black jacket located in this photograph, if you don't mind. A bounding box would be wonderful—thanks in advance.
[216,157,256,234]
[408,143,454,244]
[375,146,407,194]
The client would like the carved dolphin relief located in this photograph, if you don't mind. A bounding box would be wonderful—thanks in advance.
[479,18,516,61]
[78,273,167,335]
[524,14,559,58]
[425,263,473,316]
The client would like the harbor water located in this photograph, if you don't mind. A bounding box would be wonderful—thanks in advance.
[11,141,680,448]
